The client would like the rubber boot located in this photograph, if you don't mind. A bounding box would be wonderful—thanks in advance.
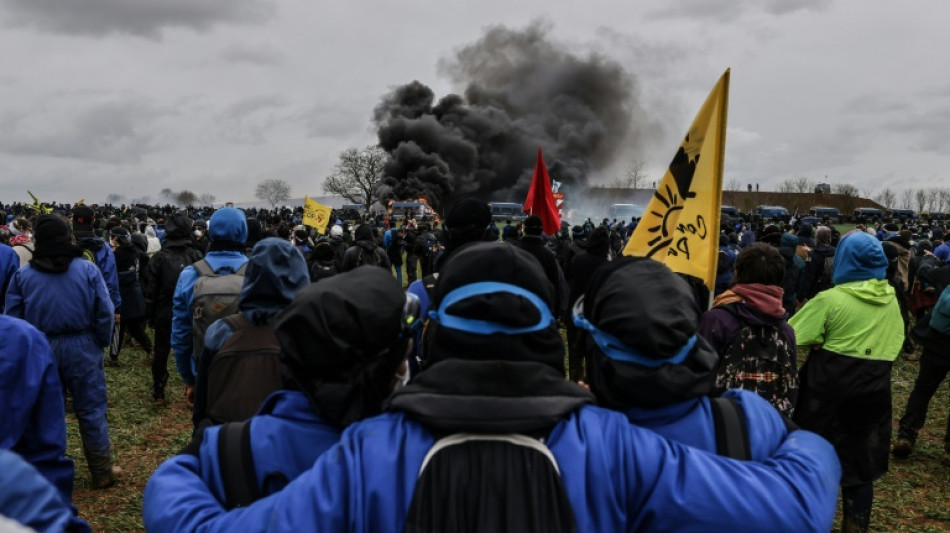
[86,452,119,490]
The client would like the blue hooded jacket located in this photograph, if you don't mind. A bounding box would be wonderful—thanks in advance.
[0,245,19,313]
[193,238,310,422]
[144,407,841,533]
[833,231,888,285]
[0,315,75,503]
[172,208,248,384]
[0,449,90,533]
[76,235,121,311]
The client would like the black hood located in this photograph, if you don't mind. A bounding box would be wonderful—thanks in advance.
[274,266,408,428]
[30,215,83,273]
[582,257,718,410]
[165,213,192,241]
[586,227,609,256]
[386,242,592,433]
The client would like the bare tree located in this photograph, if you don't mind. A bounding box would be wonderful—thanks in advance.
[611,159,648,188]
[927,188,941,213]
[726,178,741,192]
[777,178,796,194]
[198,193,217,206]
[255,178,292,208]
[940,189,950,213]
[836,183,859,197]
[176,190,198,207]
[915,189,929,214]
[792,176,813,194]
[874,188,896,209]
[900,189,914,210]
[105,193,124,205]
[322,146,387,211]
[861,186,875,200]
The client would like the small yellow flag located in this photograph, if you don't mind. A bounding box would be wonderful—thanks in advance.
[303,196,333,234]
[622,69,730,291]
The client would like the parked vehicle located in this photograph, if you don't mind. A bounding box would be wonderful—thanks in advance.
[609,204,645,222]
[852,207,885,222]
[886,208,916,220]
[489,202,527,221]
[807,206,841,223]
[755,205,789,221]
[391,201,431,220]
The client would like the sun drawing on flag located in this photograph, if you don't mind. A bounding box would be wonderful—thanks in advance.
[643,140,700,258]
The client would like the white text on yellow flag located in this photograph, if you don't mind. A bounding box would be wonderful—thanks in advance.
[622,69,729,290]
[303,196,333,234]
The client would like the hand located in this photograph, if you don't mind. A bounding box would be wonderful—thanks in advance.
[185,384,195,406]
[576,380,591,392]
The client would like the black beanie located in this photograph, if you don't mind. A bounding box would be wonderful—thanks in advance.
[72,205,95,228]
[35,215,72,248]
[524,215,543,236]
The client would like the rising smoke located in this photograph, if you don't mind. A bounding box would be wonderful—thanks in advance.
[374,21,644,213]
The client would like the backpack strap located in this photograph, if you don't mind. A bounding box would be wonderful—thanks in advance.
[218,421,261,509]
[193,259,213,277]
[222,314,248,332]
[418,433,560,477]
[710,396,751,460]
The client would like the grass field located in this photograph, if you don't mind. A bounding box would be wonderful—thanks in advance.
[67,334,950,532]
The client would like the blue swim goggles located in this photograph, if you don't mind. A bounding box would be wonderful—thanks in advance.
[571,295,697,368]
[427,282,554,335]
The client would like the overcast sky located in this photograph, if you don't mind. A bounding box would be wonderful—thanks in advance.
[0,0,946,204]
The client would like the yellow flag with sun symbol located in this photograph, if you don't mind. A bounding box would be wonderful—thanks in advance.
[622,69,729,291]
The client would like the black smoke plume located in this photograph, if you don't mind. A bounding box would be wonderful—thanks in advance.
[375,21,640,213]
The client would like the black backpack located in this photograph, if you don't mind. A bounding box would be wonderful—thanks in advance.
[810,252,835,296]
[402,433,576,533]
[309,260,338,282]
[203,314,282,424]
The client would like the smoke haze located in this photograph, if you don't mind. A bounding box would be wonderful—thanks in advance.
[374,21,645,212]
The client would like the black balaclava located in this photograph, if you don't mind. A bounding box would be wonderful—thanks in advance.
[580,256,719,410]
[30,215,83,273]
[274,266,408,428]
[386,242,592,434]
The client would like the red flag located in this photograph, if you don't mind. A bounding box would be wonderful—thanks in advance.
[523,147,561,235]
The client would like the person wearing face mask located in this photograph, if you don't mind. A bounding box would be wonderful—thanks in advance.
[192,220,210,256]
[144,266,418,517]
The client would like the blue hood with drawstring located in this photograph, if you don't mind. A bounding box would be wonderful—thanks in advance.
[239,238,310,323]
[833,231,887,285]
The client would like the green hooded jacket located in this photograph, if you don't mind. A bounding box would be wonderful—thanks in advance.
[790,279,904,362]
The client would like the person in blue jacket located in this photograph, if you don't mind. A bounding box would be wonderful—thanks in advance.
[0,243,18,313]
[143,242,841,533]
[173,266,414,509]
[71,205,121,313]
[5,215,118,489]
[576,256,790,460]
[0,449,90,533]
[192,238,310,428]
[0,314,76,504]
[172,207,248,404]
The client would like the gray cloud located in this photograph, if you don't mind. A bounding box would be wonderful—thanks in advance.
[213,95,288,145]
[649,0,831,21]
[0,0,275,38]
[219,43,285,66]
[0,93,170,163]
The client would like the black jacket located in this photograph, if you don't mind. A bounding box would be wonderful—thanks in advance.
[146,240,204,321]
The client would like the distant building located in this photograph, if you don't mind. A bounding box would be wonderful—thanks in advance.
[814,183,831,194]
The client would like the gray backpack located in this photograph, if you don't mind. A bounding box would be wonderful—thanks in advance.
[191,260,247,360]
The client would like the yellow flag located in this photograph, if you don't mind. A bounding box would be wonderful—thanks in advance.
[622,69,729,291]
[303,196,333,234]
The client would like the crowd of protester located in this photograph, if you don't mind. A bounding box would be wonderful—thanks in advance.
[0,196,947,532]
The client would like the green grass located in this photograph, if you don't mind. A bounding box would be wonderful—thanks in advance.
[66,329,950,532]
[68,337,191,532]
